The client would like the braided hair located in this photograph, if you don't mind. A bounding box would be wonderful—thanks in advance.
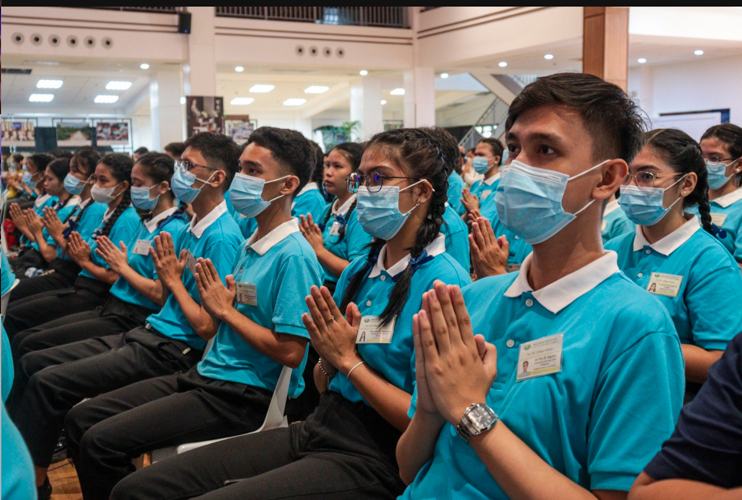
[322,142,364,243]
[701,123,742,188]
[97,153,134,239]
[339,128,452,327]
[644,129,713,234]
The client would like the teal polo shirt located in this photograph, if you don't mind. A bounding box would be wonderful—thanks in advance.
[441,204,470,271]
[318,195,373,284]
[20,194,57,247]
[57,200,109,261]
[30,197,79,252]
[1,250,16,297]
[447,171,466,216]
[708,188,742,262]
[329,234,471,405]
[198,218,324,398]
[403,252,684,499]
[601,200,635,244]
[606,218,742,350]
[79,205,141,280]
[110,207,187,311]
[469,172,500,203]
[147,202,243,350]
[291,182,328,220]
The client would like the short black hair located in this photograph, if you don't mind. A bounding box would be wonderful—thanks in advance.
[27,153,54,173]
[309,140,325,185]
[506,73,646,164]
[478,138,504,165]
[184,132,242,190]
[164,142,186,158]
[246,127,314,198]
[47,157,71,182]
[134,147,149,156]
[49,149,73,160]
[12,153,23,163]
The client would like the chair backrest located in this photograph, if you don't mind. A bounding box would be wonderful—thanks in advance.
[1,279,19,317]
[256,365,292,432]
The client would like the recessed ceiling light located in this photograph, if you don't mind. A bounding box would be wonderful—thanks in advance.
[498,61,508,68]
[283,98,307,106]
[390,88,405,95]
[380,99,387,105]
[359,70,368,76]
[250,84,275,93]
[305,86,329,94]
[544,54,554,60]
[36,79,63,89]
[140,63,150,70]
[94,95,119,104]
[440,73,449,79]
[637,58,647,64]
[230,97,254,105]
[29,94,54,102]
[235,66,244,72]
[106,81,132,90]
[694,49,704,56]
[180,97,186,104]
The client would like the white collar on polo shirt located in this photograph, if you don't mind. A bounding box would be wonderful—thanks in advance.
[332,194,356,217]
[632,216,700,256]
[369,233,446,279]
[188,200,227,239]
[483,171,501,186]
[711,188,742,209]
[504,251,620,314]
[603,199,620,217]
[144,206,178,234]
[246,217,300,256]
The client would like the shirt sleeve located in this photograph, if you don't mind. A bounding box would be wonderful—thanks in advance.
[644,333,742,488]
[686,264,742,350]
[344,213,373,262]
[587,331,685,491]
[272,254,323,338]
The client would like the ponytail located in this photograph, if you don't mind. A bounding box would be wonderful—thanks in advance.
[96,153,134,239]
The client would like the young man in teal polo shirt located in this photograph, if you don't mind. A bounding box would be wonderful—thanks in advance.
[397,73,685,500]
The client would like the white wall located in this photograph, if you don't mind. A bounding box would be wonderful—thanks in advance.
[629,54,742,125]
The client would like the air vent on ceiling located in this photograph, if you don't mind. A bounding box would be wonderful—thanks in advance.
[1,68,32,75]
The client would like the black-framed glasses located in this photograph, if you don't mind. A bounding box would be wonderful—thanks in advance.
[175,159,218,173]
[346,171,418,194]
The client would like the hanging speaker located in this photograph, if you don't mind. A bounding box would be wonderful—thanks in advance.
[178,13,192,34]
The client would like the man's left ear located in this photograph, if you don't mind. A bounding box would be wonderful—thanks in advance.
[210,169,227,189]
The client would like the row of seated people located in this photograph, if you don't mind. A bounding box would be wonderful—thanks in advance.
[1,71,741,499]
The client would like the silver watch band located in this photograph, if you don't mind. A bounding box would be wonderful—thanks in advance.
[456,403,498,443]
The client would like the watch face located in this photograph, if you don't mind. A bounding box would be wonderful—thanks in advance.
[468,405,496,427]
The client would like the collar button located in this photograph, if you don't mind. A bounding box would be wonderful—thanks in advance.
[525,299,534,307]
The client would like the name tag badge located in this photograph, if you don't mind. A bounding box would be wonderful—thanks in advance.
[185,250,197,277]
[646,272,683,298]
[236,282,258,306]
[481,190,492,200]
[356,316,395,344]
[133,239,152,256]
[517,333,563,382]
[329,221,342,236]
[506,263,521,273]
[710,213,728,227]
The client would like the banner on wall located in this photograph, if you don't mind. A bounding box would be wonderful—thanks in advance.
[186,96,224,138]
[95,122,130,146]
[56,122,93,147]
[225,115,257,145]
[1,120,36,147]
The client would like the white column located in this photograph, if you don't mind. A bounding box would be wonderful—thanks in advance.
[149,71,185,151]
[403,67,436,128]
[638,65,655,117]
[293,116,313,140]
[186,7,217,96]
[349,77,384,141]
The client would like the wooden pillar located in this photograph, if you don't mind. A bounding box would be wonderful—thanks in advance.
[583,7,629,92]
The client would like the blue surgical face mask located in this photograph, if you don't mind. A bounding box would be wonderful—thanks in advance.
[618,175,686,226]
[472,156,492,175]
[23,172,38,190]
[171,167,216,205]
[64,173,86,196]
[495,159,609,245]
[229,173,289,218]
[131,184,164,211]
[356,180,426,240]
[706,159,738,190]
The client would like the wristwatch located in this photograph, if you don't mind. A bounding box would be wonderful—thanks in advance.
[456,403,498,443]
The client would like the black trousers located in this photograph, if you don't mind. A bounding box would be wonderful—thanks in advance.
[4,276,110,339]
[67,368,272,500]
[10,326,202,471]
[110,392,406,500]
[10,295,156,368]
[10,247,48,278]
[6,260,79,304]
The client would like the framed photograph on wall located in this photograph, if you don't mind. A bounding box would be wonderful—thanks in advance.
[1,118,38,147]
[93,120,132,147]
[225,115,257,145]
[52,119,93,147]
[187,96,225,138]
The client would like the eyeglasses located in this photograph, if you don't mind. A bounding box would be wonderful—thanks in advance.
[622,171,682,189]
[703,155,740,164]
[346,171,418,194]
[175,159,217,173]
